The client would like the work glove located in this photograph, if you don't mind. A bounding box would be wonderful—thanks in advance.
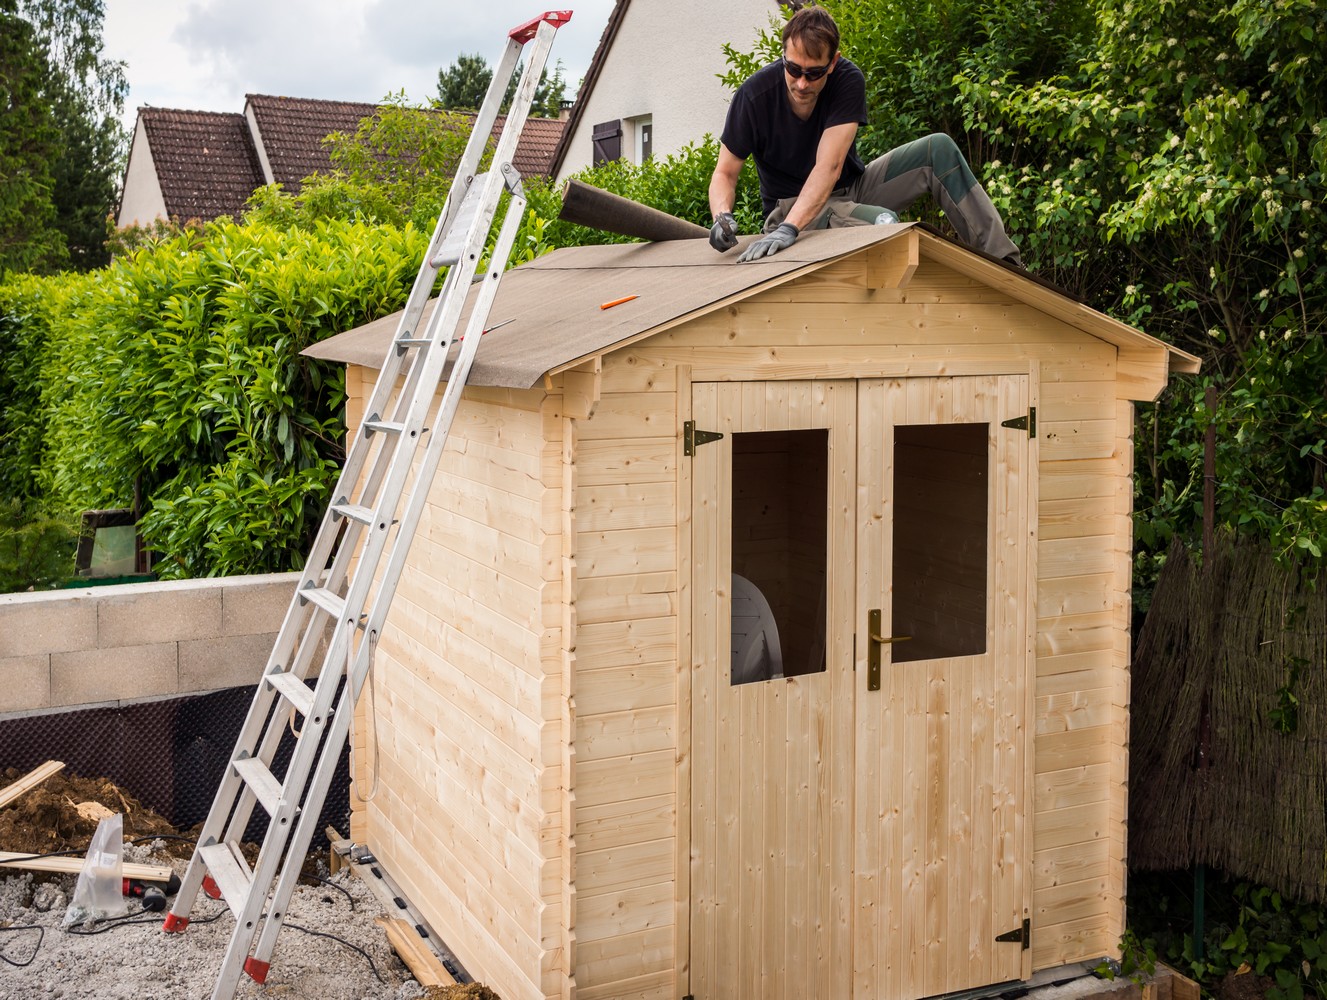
[737,222,799,262]
[709,211,738,253]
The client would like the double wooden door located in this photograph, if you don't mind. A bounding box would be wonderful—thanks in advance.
[689,376,1033,1000]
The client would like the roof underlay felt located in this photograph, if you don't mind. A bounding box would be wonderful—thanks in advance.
[303,224,1200,392]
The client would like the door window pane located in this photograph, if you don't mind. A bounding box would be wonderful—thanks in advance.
[731,429,828,685]
[891,423,989,662]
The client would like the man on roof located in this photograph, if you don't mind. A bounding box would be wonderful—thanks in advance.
[708,5,1022,267]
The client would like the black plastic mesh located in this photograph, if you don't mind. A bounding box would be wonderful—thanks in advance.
[0,685,351,849]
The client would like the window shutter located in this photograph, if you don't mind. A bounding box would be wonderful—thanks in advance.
[591,119,622,165]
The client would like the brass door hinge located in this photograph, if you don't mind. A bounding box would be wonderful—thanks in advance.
[1000,407,1036,436]
[996,917,1030,949]
[684,421,723,456]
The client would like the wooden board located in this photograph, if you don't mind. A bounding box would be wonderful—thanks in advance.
[0,760,64,808]
[0,852,172,882]
[375,916,457,987]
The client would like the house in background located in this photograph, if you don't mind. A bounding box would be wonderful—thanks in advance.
[117,95,567,228]
[550,0,793,180]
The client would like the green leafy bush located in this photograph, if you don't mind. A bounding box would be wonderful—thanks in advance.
[0,497,77,591]
[31,216,428,577]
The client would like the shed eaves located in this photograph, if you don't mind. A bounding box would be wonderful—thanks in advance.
[138,109,265,221]
[303,224,1201,391]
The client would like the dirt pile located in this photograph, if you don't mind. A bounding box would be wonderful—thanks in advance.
[0,766,180,857]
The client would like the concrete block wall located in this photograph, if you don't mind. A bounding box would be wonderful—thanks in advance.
[0,573,301,717]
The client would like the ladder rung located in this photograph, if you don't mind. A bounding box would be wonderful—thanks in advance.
[298,586,345,620]
[332,502,374,526]
[363,419,405,436]
[232,757,283,818]
[266,671,315,718]
[199,842,252,919]
[395,337,430,348]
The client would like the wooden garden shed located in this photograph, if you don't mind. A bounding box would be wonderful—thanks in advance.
[306,224,1200,1000]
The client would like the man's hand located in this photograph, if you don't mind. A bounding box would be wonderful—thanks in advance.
[709,212,739,253]
[737,223,799,262]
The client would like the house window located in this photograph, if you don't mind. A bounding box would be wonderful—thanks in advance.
[636,116,653,162]
[591,119,622,165]
[730,429,829,685]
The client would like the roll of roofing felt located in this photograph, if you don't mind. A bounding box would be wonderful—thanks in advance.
[559,178,710,242]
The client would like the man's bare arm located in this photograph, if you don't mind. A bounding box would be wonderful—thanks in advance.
[781,121,858,230]
[708,142,746,218]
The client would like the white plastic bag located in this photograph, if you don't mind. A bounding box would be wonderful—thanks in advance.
[64,812,129,926]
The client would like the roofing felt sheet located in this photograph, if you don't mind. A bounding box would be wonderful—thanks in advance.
[303,225,915,388]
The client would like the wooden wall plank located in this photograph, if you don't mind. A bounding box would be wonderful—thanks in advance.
[576,526,676,578]
[576,794,675,854]
[577,751,674,809]
[1033,801,1111,854]
[577,838,674,895]
[577,705,676,761]
[1034,839,1112,891]
[575,927,673,991]
[577,880,674,942]
[577,483,676,533]
[576,573,677,626]
[576,391,676,440]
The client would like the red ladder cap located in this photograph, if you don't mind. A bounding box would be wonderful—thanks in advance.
[509,10,573,42]
[162,913,189,933]
[202,875,221,900]
[245,958,271,983]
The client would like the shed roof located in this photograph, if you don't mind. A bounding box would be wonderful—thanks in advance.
[304,224,1201,395]
[137,109,265,221]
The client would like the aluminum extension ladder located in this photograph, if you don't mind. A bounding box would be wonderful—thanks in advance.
[163,13,572,999]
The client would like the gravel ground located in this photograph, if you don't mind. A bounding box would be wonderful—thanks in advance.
[0,843,428,1000]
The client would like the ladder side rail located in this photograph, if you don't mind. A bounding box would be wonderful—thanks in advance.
[240,169,511,852]
[349,193,528,700]
[487,21,560,170]
[261,21,555,696]
[323,172,512,658]
[225,150,511,857]
[237,673,362,983]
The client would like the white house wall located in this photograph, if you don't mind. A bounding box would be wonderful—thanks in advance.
[116,116,168,228]
[556,0,781,180]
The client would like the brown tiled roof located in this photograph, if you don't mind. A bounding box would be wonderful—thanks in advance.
[138,109,264,222]
[494,113,566,179]
[244,95,378,192]
[245,94,566,194]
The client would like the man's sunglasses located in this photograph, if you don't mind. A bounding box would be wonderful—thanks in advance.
[783,58,832,82]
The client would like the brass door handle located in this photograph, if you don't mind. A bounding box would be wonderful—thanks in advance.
[867,609,910,691]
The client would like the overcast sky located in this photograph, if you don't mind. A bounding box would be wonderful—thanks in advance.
[102,1,618,129]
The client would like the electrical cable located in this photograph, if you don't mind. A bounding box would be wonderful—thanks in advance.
[285,922,385,983]
[305,873,355,910]
[64,905,226,936]
[0,925,44,968]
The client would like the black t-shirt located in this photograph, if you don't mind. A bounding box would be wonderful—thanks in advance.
[720,56,868,215]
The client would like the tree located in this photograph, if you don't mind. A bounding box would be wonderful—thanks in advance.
[15,0,128,270]
[436,52,497,111]
[0,0,67,274]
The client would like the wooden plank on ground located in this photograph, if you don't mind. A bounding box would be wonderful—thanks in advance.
[375,916,457,987]
[0,851,172,882]
[0,760,65,809]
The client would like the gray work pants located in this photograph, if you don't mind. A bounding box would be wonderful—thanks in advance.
[765,133,1022,266]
